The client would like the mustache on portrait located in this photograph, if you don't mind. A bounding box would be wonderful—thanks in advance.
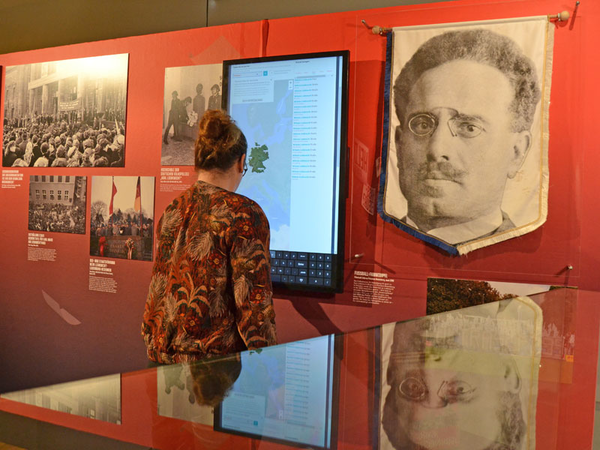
[417,162,466,182]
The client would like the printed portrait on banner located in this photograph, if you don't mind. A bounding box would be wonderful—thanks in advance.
[2,54,129,168]
[378,18,553,255]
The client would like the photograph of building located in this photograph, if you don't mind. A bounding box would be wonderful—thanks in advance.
[3,54,128,168]
[28,175,87,234]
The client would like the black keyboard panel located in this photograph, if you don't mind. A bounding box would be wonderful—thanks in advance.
[270,251,335,288]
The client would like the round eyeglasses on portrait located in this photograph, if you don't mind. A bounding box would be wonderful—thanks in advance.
[398,376,477,405]
[407,112,486,139]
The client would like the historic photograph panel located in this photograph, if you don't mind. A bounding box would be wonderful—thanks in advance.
[3,53,129,168]
[28,175,87,234]
[161,63,222,166]
[90,176,155,261]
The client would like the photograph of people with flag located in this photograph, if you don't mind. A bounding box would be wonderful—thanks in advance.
[90,176,155,261]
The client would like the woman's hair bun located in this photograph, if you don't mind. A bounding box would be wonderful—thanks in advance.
[194,109,247,172]
[200,110,228,141]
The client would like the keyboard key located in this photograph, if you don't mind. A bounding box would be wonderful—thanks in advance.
[309,254,317,261]
[283,252,290,259]
[309,270,316,277]
[284,268,291,275]
[325,262,332,270]
[309,277,324,286]
[324,278,332,287]
[317,254,324,261]
[272,274,281,282]
[298,253,308,260]
[290,252,297,259]
[296,276,308,284]
[277,267,284,275]
[276,251,283,259]
[324,271,332,278]
[299,269,308,276]
[291,268,299,275]
[325,255,332,262]
[270,250,276,259]
[317,262,324,269]
[309,262,316,269]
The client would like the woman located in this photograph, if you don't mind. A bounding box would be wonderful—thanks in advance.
[142,110,277,364]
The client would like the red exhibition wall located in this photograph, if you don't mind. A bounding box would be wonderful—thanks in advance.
[0,0,599,393]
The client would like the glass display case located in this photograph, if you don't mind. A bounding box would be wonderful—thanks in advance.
[0,288,598,449]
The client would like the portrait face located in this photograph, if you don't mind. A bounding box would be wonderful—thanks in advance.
[383,321,522,450]
[396,60,531,232]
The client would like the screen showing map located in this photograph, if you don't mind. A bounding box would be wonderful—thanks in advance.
[223,51,348,293]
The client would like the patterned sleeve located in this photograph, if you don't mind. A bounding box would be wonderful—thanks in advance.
[228,201,277,350]
[141,202,184,363]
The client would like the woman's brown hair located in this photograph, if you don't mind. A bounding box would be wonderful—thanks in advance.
[194,110,247,172]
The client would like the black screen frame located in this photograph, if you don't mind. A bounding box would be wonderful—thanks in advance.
[222,50,349,295]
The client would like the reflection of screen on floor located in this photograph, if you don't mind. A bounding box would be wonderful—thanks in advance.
[215,335,336,449]
[223,51,348,293]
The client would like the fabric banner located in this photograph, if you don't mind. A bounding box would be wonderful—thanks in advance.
[378,17,554,255]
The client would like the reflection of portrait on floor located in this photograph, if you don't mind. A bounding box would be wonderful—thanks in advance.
[391,29,541,245]
[381,298,541,450]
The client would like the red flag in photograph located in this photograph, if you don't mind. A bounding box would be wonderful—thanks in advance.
[109,177,117,216]
[134,176,143,227]
[134,177,141,213]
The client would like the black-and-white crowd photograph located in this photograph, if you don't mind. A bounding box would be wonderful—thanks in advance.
[28,175,87,234]
[90,176,155,261]
[161,63,223,166]
[3,53,129,168]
